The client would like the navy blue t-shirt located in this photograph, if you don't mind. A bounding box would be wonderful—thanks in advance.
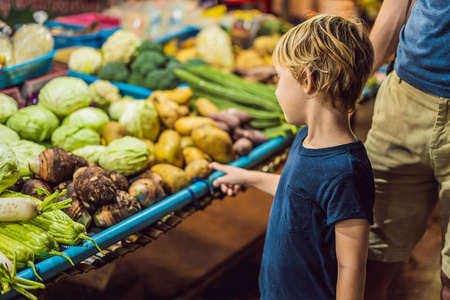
[395,0,450,98]
[259,127,375,299]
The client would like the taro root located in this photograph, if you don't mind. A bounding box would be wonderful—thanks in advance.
[74,166,116,206]
[128,169,165,188]
[29,147,88,184]
[8,177,25,192]
[129,178,166,208]
[54,180,92,229]
[22,179,53,200]
[107,171,129,191]
[93,191,142,227]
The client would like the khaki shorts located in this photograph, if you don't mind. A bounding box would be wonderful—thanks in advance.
[365,71,450,276]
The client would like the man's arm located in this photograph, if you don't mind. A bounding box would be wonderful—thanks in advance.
[335,219,371,300]
[370,0,416,73]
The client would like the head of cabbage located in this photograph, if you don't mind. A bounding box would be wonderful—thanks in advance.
[51,125,101,152]
[9,140,46,178]
[62,107,110,134]
[6,105,60,143]
[89,80,122,110]
[72,145,106,164]
[68,47,103,75]
[0,94,18,124]
[0,124,20,145]
[119,100,160,141]
[0,142,20,194]
[108,98,134,121]
[99,136,150,176]
[38,76,91,117]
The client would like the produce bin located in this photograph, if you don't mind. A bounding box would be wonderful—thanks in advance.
[0,134,292,300]
[0,50,57,90]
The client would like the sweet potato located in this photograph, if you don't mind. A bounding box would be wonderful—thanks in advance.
[224,108,253,124]
[73,166,116,206]
[93,190,141,227]
[208,111,240,129]
[128,178,166,208]
[21,179,53,200]
[184,159,212,179]
[214,121,230,133]
[232,128,269,146]
[233,138,254,156]
[151,164,192,194]
[29,147,88,184]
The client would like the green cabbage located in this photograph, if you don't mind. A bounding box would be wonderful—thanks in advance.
[68,47,103,75]
[0,124,20,145]
[6,105,60,142]
[51,125,101,152]
[9,140,46,178]
[119,100,160,141]
[0,142,20,194]
[99,136,150,175]
[89,80,122,109]
[62,107,110,134]
[72,145,107,164]
[108,99,135,120]
[38,76,91,117]
[0,94,18,123]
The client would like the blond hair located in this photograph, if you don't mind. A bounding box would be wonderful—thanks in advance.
[273,15,374,113]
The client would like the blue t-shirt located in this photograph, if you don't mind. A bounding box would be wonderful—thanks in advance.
[259,127,375,299]
[395,0,450,98]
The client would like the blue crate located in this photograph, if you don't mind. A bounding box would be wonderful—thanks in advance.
[0,50,56,90]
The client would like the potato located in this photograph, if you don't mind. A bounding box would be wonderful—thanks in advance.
[151,164,192,194]
[103,121,129,145]
[180,136,194,149]
[184,159,212,179]
[155,129,184,168]
[174,116,217,136]
[163,86,193,105]
[195,98,219,117]
[148,91,180,129]
[141,139,157,168]
[191,125,235,164]
[183,146,212,164]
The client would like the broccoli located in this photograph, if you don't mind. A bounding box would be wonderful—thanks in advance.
[183,58,207,68]
[99,62,130,83]
[131,51,167,77]
[145,69,179,90]
[136,41,165,54]
[165,56,182,71]
[127,73,146,87]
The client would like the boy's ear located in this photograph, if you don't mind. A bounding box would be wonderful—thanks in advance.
[304,68,315,94]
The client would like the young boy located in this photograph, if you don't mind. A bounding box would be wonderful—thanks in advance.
[210,15,375,299]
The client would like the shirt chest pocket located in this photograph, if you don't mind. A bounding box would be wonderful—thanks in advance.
[283,186,312,232]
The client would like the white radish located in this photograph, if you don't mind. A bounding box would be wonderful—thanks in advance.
[0,250,13,273]
[0,189,72,222]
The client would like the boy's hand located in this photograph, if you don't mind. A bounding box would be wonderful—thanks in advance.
[209,162,249,196]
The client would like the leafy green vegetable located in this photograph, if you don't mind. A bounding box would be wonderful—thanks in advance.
[62,107,110,134]
[108,99,135,121]
[51,125,101,152]
[39,76,91,117]
[119,100,160,141]
[6,105,60,143]
[72,145,107,164]
[99,136,150,176]
[89,80,122,109]
[0,94,18,124]
[0,142,20,194]
[9,140,45,178]
[99,62,130,83]
[0,124,20,145]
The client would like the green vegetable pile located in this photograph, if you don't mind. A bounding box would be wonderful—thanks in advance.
[98,40,184,91]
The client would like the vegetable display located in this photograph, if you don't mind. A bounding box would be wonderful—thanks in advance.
[62,107,110,134]
[51,125,101,152]
[0,94,18,124]
[9,140,46,178]
[68,47,102,75]
[0,143,20,194]
[0,124,20,146]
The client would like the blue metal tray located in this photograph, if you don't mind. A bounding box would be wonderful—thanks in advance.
[0,134,292,300]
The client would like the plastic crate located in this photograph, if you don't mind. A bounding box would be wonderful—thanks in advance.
[0,50,56,90]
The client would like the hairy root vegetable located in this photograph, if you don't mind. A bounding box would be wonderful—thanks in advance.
[129,178,166,208]
[93,191,141,227]
[8,178,24,193]
[54,181,92,229]
[22,179,53,201]
[0,189,72,222]
[29,147,87,184]
[74,166,116,206]
[106,171,129,191]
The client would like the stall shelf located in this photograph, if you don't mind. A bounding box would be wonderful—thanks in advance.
[0,134,292,300]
